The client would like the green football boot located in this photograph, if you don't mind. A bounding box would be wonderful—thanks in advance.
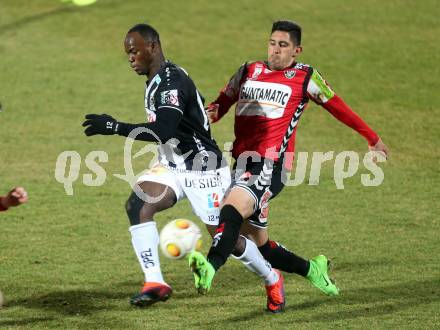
[188,251,215,294]
[307,255,339,296]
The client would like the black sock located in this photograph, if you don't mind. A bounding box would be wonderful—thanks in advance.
[258,240,310,277]
[207,205,243,271]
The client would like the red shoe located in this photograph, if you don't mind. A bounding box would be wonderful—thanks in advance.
[130,282,172,307]
[265,270,285,313]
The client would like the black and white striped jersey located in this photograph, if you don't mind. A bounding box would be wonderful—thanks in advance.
[143,61,224,171]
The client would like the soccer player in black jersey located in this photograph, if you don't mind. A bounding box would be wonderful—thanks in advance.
[82,24,284,309]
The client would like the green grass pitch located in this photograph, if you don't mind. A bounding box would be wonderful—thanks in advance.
[0,0,439,328]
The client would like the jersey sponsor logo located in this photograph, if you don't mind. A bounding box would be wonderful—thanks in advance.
[284,70,296,79]
[207,192,220,208]
[236,80,292,119]
[241,82,289,105]
[184,176,223,189]
[160,89,179,106]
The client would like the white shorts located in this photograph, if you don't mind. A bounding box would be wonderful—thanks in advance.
[136,163,231,226]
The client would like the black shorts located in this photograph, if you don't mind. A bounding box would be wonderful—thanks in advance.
[232,157,286,228]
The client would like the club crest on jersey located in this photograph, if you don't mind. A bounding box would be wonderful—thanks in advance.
[250,65,263,80]
[161,89,179,106]
[207,193,220,208]
[284,70,296,79]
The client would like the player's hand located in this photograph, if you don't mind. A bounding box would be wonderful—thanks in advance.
[2,187,28,208]
[368,137,389,163]
[82,114,119,136]
[205,103,219,124]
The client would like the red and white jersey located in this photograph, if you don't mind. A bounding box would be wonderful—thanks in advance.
[212,61,378,169]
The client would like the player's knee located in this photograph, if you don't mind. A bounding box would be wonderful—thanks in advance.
[139,202,159,221]
[220,203,246,223]
[138,182,177,214]
[138,196,175,221]
[232,235,246,257]
[125,192,144,226]
[223,189,254,219]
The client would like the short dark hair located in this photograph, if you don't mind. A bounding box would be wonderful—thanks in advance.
[271,20,302,45]
[128,23,161,44]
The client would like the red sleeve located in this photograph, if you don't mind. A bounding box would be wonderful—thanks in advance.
[210,63,249,122]
[322,95,379,146]
[211,92,237,122]
[0,197,8,212]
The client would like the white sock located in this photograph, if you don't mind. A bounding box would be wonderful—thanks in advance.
[129,222,166,285]
[232,236,279,285]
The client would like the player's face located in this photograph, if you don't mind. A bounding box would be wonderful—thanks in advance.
[124,32,155,75]
[268,31,302,71]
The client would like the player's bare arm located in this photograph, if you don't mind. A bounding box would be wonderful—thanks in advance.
[0,187,28,211]
[369,137,389,159]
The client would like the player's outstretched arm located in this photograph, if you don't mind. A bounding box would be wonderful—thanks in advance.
[0,187,28,211]
[82,114,119,136]
[322,95,389,160]
[208,63,249,123]
[307,68,389,160]
[368,137,389,160]
[82,110,182,143]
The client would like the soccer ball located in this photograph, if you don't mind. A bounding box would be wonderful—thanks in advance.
[159,219,202,259]
[64,0,98,6]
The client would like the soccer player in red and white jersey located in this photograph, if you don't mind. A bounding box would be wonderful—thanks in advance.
[83,23,286,309]
[189,20,389,311]
[0,187,28,212]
